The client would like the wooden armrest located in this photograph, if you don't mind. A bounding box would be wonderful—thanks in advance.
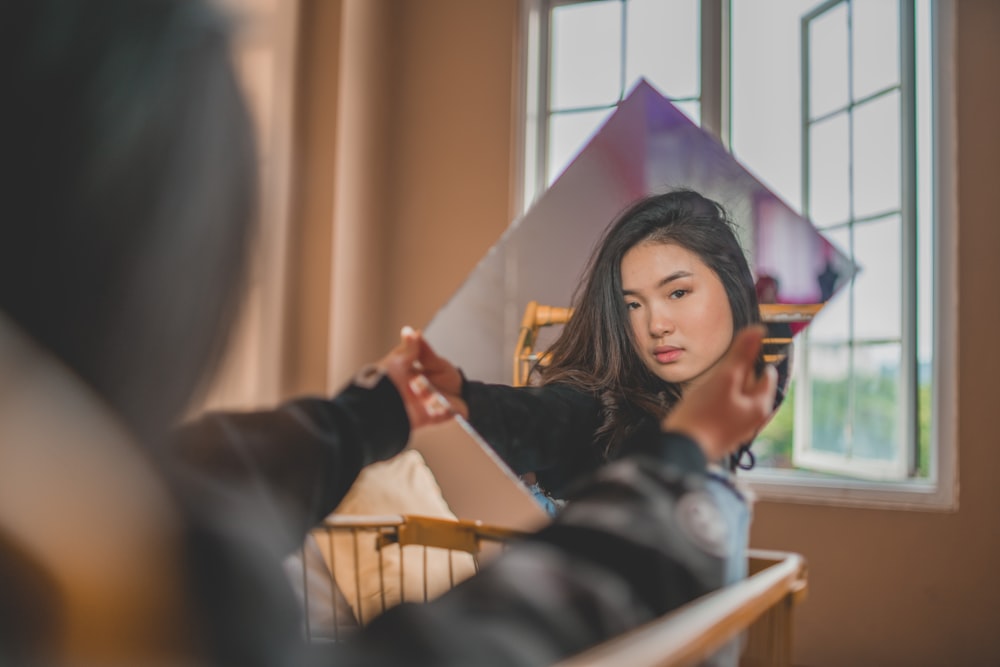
[552,550,808,667]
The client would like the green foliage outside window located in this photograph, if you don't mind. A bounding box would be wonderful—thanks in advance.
[753,376,932,478]
[754,382,795,468]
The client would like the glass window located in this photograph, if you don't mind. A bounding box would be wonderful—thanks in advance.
[551,1,622,109]
[532,0,703,199]
[520,0,951,507]
[625,0,700,99]
[852,0,900,101]
[853,216,902,341]
[852,92,902,218]
[786,0,915,481]
[808,112,851,227]
[808,2,850,119]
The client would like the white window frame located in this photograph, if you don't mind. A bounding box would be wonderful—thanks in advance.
[791,0,916,481]
[516,0,727,211]
[515,0,957,510]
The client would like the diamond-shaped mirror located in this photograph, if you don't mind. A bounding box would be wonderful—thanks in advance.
[425,80,855,385]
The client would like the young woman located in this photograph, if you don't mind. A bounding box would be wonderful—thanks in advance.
[431,189,768,582]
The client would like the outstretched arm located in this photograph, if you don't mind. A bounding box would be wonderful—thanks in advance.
[394,328,604,478]
[336,327,777,667]
[163,329,455,555]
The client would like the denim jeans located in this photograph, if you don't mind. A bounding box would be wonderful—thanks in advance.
[704,466,753,585]
[702,465,753,666]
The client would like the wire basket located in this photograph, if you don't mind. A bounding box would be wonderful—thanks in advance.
[296,514,523,642]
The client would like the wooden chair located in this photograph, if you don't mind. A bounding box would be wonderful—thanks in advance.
[553,549,808,667]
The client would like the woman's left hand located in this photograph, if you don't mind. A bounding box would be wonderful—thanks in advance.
[660,326,777,461]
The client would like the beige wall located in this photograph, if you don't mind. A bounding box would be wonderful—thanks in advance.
[284,0,1000,664]
[286,0,517,394]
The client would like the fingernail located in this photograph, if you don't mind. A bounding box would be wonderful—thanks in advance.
[401,325,416,338]
[425,392,452,418]
[409,375,430,394]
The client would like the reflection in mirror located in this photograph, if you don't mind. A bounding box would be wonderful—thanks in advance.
[425,80,855,386]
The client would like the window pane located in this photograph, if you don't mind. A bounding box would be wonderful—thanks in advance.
[551,1,622,110]
[811,288,851,344]
[853,216,902,340]
[809,343,849,455]
[625,0,699,99]
[809,112,850,227]
[852,0,900,100]
[808,2,850,119]
[547,108,616,184]
[731,0,818,212]
[852,342,901,461]
[852,91,901,218]
[810,226,850,343]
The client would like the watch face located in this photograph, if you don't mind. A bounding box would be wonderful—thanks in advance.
[354,364,385,390]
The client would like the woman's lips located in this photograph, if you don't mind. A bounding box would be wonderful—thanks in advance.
[654,346,683,363]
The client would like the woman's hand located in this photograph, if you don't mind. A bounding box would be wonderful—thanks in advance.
[661,326,777,461]
[377,326,469,429]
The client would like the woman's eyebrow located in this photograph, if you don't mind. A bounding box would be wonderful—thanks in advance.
[622,270,693,296]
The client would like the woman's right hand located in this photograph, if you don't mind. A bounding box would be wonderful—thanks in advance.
[660,326,777,462]
[408,328,469,419]
[378,327,469,429]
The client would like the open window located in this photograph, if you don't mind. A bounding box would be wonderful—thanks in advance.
[505,0,955,508]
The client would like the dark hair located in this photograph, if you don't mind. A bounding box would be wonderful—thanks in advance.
[0,0,257,442]
[539,189,760,455]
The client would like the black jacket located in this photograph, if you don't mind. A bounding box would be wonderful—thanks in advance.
[0,358,730,666]
[162,375,730,666]
[462,379,665,497]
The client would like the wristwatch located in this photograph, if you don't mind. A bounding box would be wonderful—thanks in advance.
[353,363,386,390]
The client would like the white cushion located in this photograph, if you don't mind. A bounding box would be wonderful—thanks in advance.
[312,450,477,624]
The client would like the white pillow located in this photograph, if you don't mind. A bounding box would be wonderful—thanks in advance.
[312,450,477,624]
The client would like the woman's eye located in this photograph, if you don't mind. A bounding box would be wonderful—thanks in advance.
[625,301,640,311]
[669,289,689,299]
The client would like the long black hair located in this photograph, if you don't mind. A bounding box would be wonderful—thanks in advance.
[0,0,257,443]
[539,189,760,456]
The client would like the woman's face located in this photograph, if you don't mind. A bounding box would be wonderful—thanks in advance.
[620,241,734,387]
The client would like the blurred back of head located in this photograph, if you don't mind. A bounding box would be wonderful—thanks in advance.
[0,0,257,441]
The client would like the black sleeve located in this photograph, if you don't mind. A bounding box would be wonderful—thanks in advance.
[338,433,730,667]
[462,380,604,476]
[163,374,411,555]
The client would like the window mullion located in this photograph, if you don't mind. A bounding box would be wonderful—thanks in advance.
[618,0,627,102]
[845,0,856,460]
[536,1,553,207]
[899,0,919,475]
[796,2,813,462]
[700,0,728,143]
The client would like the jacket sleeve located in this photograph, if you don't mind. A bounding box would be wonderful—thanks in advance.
[340,433,730,667]
[163,374,411,555]
[462,380,603,476]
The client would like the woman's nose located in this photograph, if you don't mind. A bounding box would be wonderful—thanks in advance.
[648,305,675,337]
